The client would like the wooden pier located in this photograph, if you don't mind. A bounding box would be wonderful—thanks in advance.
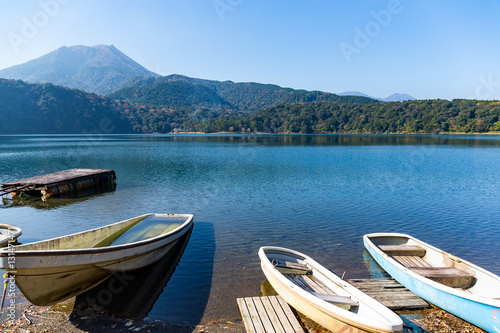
[237,296,305,333]
[348,278,429,310]
[238,280,427,333]
[1,169,116,199]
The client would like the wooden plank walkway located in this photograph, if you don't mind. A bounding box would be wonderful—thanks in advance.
[1,168,116,198]
[237,296,304,333]
[348,278,429,310]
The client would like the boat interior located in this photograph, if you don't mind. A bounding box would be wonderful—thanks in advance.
[271,258,359,311]
[8,214,187,251]
[367,234,500,300]
[376,241,476,290]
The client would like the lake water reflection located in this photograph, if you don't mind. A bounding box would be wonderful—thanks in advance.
[0,134,499,324]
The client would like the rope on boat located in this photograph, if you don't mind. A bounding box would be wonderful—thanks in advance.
[18,192,31,198]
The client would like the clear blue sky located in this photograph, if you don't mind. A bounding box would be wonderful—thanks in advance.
[1,0,500,100]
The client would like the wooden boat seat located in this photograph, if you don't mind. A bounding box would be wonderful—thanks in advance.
[273,260,312,275]
[409,267,476,289]
[379,245,426,257]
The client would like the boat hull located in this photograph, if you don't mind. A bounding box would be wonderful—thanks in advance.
[0,213,193,305]
[259,246,403,333]
[364,233,500,333]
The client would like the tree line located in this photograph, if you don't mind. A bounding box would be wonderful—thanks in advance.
[1,79,499,135]
[196,99,500,134]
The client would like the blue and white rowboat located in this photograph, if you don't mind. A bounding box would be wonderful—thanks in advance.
[364,233,500,333]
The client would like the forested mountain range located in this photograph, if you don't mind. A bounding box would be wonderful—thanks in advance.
[1,78,498,134]
[108,74,379,113]
[0,45,158,95]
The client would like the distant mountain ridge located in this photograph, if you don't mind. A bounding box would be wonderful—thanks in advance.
[0,45,159,95]
[109,74,380,113]
[339,91,416,102]
[0,44,412,108]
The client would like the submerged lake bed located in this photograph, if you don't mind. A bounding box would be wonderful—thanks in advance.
[0,134,499,324]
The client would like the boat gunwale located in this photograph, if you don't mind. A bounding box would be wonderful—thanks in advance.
[363,232,500,307]
[259,246,403,332]
[0,223,22,246]
[0,213,193,257]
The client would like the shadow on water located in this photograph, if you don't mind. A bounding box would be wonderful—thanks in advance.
[362,249,391,279]
[70,221,215,326]
[145,221,215,324]
[1,184,116,210]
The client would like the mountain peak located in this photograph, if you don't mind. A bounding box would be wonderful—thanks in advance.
[339,91,416,102]
[383,93,416,102]
[0,45,158,95]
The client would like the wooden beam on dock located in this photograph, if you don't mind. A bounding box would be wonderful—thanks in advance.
[348,278,429,310]
[237,296,305,333]
[1,169,116,198]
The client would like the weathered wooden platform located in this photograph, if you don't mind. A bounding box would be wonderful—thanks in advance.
[1,169,116,198]
[237,296,305,333]
[348,278,429,310]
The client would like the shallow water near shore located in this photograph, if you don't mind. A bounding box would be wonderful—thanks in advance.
[1,134,499,325]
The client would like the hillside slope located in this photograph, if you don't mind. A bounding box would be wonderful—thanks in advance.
[0,79,132,134]
[109,74,379,113]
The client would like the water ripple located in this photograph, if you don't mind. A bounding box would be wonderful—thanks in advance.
[0,134,499,323]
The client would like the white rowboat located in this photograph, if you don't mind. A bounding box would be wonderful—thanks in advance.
[0,224,22,247]
[259,246,403,333]
[364,233,500,333]
[0,213,193,305]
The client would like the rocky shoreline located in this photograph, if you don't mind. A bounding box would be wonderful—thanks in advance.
[0,298,246,333]
[0,297,488,333]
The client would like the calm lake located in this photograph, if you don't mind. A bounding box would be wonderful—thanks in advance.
[1,134,499,324]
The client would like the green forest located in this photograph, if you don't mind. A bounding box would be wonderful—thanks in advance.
[109,74,378,112]
[0,79,132,134]
[196,100,500,134]
[1,79,499,135]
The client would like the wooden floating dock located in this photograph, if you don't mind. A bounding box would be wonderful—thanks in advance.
[237,296,305,333]
[1,168,116,198]
[347,278,429,310]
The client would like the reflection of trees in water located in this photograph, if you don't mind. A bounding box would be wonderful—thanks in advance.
[145,134,500,147]
[1,184,116,210]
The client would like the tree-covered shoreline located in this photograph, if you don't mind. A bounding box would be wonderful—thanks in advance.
[196,100,500,134]
[1,79,499,135]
